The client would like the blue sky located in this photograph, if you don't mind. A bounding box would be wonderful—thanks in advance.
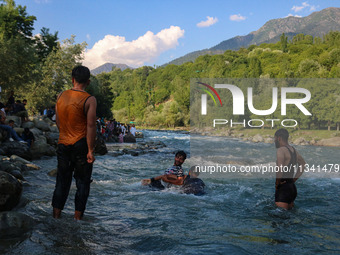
[14,0,340,69]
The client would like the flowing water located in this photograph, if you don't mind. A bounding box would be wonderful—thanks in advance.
[1,130,339,254]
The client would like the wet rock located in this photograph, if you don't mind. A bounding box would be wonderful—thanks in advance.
[135,132,144,138]
[9,170,24,181]
[30,135,56,159]
[48,168,58,177]
[123,133,136,143]
[10,155,31,165]
[94,136,108,155]
[0,211,35,238]
[45,132,59,147]
[0,171,22,211]
[0,141,32,161]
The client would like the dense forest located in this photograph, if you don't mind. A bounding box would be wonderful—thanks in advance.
[96,32,340,130]
[1,0,339,130]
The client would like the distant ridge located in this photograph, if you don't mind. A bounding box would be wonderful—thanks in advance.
[164,7,340,66]
[91,63,133,75]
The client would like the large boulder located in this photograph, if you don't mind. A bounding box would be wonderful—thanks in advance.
[0,211,35,238]
[0,171,22,211]
[0,141,32,161]
[22,121,35,129]
[94,136,108,155]
[30,135,56,159]
[49,125,59,133]
[33,118,50,131]
[316,137,340,147]
[293,137,309,146]
[30,127,43,138]
[45,132,59,147]
[124,133,136,143]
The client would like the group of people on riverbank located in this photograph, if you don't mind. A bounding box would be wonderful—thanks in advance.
[96,117,137,143]
[0,95,35,147]
[48,65,306,222]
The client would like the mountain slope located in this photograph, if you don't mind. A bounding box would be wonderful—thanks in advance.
[165,7,340,66]
[91,63,133,75]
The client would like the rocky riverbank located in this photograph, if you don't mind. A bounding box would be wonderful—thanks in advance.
[191,127,340,147]
[0,115,109,238]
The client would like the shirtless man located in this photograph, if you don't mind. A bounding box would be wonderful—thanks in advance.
[274,128,306,210]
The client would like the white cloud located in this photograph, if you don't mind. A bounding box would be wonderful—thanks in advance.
[83,26,184,69]
[286,13,302,18]
[197,16,218,28]
[229,14,246,22]
[86,34,91,41]
[291,2,317,12]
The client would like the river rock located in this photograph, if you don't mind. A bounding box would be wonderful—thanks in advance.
[9,170,24,180]
[49,125,59,133]
[30,135,56,159]
[22,121,35,129]
[0,171,22,211]
[10,155,31,165]
[0,211,35,238]
[48,168,58,177]
[94,136,108,155]
[252,134,264,143]
[124,133,136,143]
[316,137,340,147]
[45,132,59,147]
[135,132,144,138]
[33,118,50,131]
[30,127,43,138]
[293,137,309,146]
[0,160,20,173]
[0,141,32,161]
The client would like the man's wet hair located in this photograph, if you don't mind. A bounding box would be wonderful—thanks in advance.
[175,150,187,159]
[275,128,289,141]
[72,65,90,84]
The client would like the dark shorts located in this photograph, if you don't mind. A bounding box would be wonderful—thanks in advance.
[275,181,297,204]
[52,138,93,212]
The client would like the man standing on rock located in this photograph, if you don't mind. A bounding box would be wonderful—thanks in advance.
[52,65,97,220]
[274,128,306,210]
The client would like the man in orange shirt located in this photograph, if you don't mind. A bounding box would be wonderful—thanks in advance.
[52,65,97,220]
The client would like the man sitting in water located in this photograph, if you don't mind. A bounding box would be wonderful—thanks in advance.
[142,150,187,189]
